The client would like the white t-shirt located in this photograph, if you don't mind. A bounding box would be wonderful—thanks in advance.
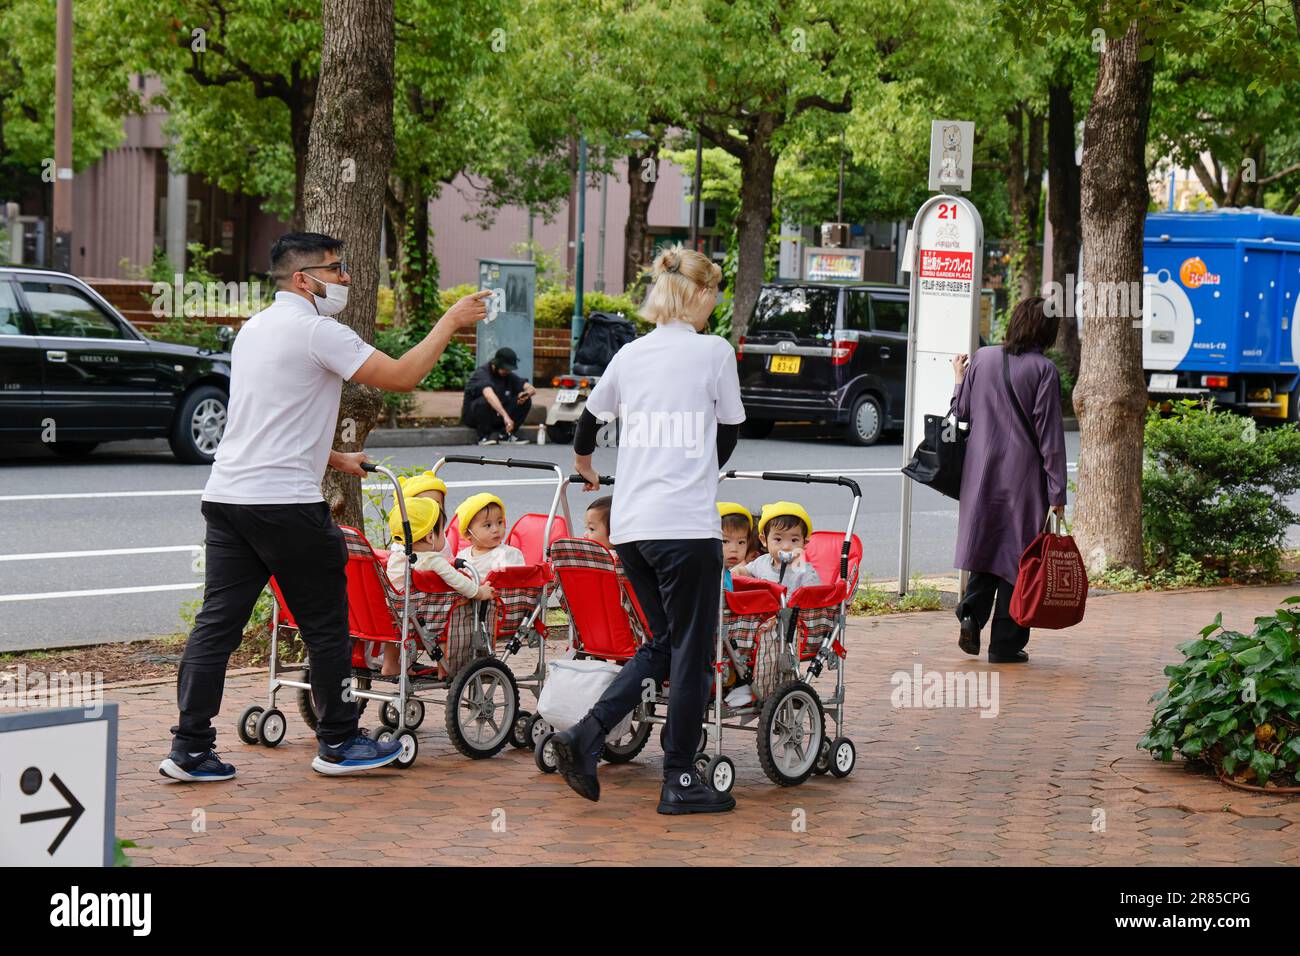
[203,291,375,505]
[584,320,745,544]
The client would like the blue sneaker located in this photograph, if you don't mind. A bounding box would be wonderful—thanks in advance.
[312,731,403,776]
[159,749,236,782]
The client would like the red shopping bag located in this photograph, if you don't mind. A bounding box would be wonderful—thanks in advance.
[1009,513,1087,629]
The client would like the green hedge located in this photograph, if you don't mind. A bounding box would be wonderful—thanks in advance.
[534,290,650,332]
[1143,401,1300,578]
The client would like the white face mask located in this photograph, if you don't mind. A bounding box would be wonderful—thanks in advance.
[304,274,349,315]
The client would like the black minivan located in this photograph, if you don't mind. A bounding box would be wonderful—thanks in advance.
[0,267,232,462]
[738,280,909,445]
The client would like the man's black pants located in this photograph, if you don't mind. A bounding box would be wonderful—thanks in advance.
[955,570,1029,655]
[171,500,358,752]
[463,395,531,438]
[590,538,722,775]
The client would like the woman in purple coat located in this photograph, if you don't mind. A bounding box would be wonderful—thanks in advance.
[949,296,1067,663]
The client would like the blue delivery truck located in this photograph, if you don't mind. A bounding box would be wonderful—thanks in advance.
[1143,208,1300,421]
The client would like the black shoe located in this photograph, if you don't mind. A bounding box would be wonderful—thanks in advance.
[657,769,736,815]
[989,649,1029,664]
[552,715,605,802]
[957,615,980,656]
[158,749,236,782]
[478,434,498,446]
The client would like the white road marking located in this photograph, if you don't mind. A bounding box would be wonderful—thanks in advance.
[0,545,200,562]
[0,582,202,603]
[0,463,1078,503]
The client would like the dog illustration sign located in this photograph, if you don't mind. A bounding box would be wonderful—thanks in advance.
[927,120,974,193]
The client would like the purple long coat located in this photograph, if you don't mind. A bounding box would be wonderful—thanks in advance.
[949,345,1068,583]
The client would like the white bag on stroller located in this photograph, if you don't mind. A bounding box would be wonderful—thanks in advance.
[537,658,633,742]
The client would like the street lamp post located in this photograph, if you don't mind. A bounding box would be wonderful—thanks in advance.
[570,135,588,367]
[52,0,74,273]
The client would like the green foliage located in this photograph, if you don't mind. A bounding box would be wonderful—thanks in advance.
[374,322,476,391]
[534,289,648,332]
[850,575,943,615]
[114,838,138,867]
[1092,553,1218,592]
[1140,598,1300,788]
[1045,347,1075,409]
[1143,401,1300,578]
[147,314,228,352]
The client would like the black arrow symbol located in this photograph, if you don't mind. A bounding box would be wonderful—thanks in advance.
[20,773,85,855]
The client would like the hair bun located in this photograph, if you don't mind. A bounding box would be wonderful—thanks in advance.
[655,248,680,275]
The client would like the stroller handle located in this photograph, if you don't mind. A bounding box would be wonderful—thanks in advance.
[441,454,561,473]
[722,469,861,499]
[568,473,614,485]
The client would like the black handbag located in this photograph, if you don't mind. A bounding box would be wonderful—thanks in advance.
[902,409,969,500]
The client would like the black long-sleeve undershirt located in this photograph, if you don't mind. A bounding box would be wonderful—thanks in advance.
[573,408,739,468]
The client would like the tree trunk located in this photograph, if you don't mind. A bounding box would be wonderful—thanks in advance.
[288,78,318,231]
[623,143,659,293]
[730,116,778,342]
[1047,79,1081,379]
[1073,20,1154,575]
[1005,103,1045,305]
[303,0,395,528]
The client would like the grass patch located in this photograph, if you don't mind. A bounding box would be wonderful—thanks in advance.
[850,575,944,615]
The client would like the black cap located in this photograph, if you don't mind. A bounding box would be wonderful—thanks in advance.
[492,347,518,370]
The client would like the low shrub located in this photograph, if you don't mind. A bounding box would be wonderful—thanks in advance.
[1143,401,1300,579]
[1140,597,1300,788]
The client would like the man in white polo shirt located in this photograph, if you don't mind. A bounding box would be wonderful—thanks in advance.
[161,232,488,782]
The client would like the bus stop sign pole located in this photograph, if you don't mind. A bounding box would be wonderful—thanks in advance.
[897,191,984,595]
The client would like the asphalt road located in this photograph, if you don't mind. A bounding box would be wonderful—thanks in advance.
[0,428,1081,652]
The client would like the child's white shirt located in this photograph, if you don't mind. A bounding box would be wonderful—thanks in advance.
[387,548,479,599]
[738,554,822,591]
[456,543,526,578]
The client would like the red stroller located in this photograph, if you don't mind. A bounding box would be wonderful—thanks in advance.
[701,469,863,789]
[237,459,561,767]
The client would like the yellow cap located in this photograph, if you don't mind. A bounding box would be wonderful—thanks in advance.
[757,501,813,536]
[398,471,447,500]
[717,502,753,527]
[454,492,505,536]
[388,497,440,543]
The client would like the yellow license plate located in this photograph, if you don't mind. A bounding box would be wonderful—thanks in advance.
[770,355,801,374]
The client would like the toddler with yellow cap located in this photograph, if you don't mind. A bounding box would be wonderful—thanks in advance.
[396,470,452,557]
[717,502,760,591]
[453,492,525,578]
[736,501,822,591]
[383,497,495,678]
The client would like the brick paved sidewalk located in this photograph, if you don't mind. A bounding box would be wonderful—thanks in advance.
[104,585,1300,866]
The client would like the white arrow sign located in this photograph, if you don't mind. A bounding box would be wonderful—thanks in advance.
[0,705,116,867]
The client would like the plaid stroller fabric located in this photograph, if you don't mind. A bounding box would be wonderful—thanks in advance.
[341,527,480,678]
[486,564,553,642]
[789,582,849,661]
[722,580,788,702]
[550,537,652,649]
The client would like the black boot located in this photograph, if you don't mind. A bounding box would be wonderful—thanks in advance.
[657,768,736,815]
[552,714,606,801]
[958,615,980,656]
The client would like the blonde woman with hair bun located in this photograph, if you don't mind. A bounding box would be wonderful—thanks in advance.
[552,243,746,816]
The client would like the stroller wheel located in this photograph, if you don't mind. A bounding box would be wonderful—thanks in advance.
[510,710,534,749]
[534,732,559,773]
[445,658,519,759]
[299,667,370,731]
[602,719,652,763]
[256,708,287,748]
[693,752,710,778]
[404,697,426,730]
[813,737,832,775]
[756,680,824,787]
[375,726,419,769]
[829,736,856,778]
[705,755,736,794]
[380,702,399,729]
[526,713,551,749]
[237,705,264,745]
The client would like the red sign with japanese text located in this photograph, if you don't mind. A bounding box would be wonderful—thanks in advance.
[918,249,973,281]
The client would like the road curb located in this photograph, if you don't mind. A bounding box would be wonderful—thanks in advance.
[368,425,540,448]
